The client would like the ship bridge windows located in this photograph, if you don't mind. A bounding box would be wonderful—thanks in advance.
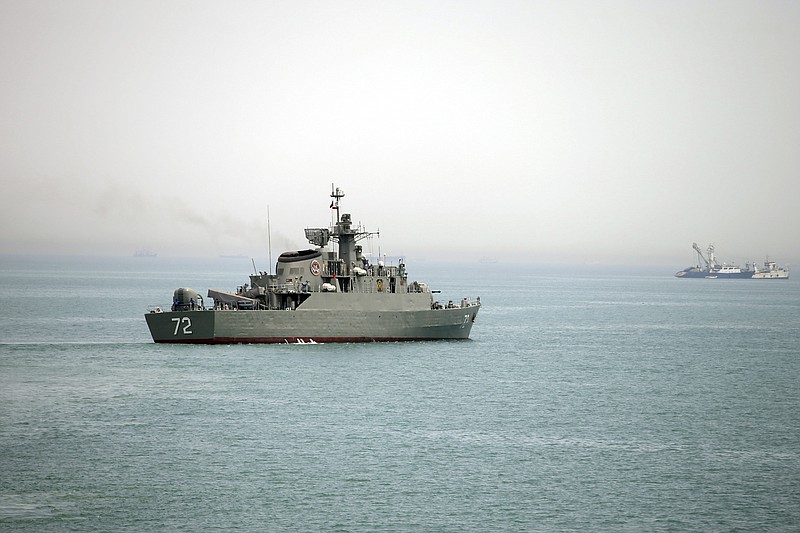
[327,260,345,277]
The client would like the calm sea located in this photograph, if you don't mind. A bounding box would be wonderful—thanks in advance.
[1,255,798,532]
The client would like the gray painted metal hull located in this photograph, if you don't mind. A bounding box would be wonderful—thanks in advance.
[145,303,479,343]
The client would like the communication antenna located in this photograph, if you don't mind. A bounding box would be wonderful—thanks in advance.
[267,204,273,275]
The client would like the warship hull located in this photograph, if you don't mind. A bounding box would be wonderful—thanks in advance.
[145,304,478,344]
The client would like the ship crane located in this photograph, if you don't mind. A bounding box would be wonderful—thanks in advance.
[693,242,709,268]
[693,243,720,269]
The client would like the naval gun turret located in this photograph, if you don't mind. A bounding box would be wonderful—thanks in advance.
[172,287,204,311]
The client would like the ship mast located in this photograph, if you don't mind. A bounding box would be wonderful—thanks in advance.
[267,204,273,275]
[330,184,344,223]
[324,184,379,274]
[707,244,719,268]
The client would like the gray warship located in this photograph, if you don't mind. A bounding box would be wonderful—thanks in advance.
[145,186,481,343]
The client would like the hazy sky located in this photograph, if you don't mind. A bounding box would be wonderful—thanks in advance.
[2,0,798,266]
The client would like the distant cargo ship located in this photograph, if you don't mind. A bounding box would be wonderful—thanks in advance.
[675,243,789,279]
[134,250,157,258]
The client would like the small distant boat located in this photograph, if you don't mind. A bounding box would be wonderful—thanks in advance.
[675,243,789,279]
[134,250,157,258]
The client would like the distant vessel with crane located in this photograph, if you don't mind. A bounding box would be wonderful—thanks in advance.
[675,243,789,279]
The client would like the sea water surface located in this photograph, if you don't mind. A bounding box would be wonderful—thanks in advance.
[1,255,798,531]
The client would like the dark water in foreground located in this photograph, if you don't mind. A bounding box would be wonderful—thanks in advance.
[1,256,799,531]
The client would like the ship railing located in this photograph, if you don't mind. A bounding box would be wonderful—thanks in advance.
[147,304,207,313]
[269,282,297,293]
[268,282,316,294]
[432,297,481,310]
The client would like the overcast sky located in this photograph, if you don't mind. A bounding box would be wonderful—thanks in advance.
[2,0,798,266]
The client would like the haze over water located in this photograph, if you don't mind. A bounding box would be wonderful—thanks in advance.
[2,1,799,265]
